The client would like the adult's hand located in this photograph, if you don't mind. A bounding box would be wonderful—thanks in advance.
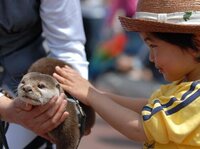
[0,93,68,140]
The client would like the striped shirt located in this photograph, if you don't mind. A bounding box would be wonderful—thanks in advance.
[142,80,200,149]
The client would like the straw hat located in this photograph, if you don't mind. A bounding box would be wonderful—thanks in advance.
[119,0,200,33]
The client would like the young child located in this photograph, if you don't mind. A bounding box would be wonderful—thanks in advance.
[53,0,200,148]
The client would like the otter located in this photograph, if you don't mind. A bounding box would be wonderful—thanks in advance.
[17,57,96,149]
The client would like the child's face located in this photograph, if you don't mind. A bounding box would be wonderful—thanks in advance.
[140,33,200,82]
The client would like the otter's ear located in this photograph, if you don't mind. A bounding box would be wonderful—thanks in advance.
[56,83,61,90]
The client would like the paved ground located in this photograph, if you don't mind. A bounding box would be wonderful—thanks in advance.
[79,114,143,149]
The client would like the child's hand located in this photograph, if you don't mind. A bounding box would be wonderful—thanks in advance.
[53,65,93,105]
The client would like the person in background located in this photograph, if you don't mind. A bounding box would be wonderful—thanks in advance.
[106,0,138,23]
[81,0,108,61]
[0,0,88,148]
[53,0,200,148]
[89,0,157,97]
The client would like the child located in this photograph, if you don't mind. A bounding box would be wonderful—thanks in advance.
[53,0,200,148]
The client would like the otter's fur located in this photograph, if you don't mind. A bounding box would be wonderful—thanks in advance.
[17,57,96,149]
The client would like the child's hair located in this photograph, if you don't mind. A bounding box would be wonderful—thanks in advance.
[151,33,200,62]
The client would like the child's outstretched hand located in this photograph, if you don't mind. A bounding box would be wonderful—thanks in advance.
[53,65,94,106]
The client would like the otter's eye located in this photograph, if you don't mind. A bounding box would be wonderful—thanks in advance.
[38,83,46,89]
[21,80,25,84]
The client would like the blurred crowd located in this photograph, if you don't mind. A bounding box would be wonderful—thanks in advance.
[81,0,165,98]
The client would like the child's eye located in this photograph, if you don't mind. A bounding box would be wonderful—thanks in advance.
[149,44,157,49]
[38,83,46,89]
[149,45,158,52]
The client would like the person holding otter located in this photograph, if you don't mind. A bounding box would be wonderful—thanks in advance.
[0,0,88,148]
[53,0,200,148]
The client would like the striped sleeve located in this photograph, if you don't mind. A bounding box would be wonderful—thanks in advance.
[142,81,200,145]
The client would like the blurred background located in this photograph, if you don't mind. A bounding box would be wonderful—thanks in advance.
[79,0,165,148]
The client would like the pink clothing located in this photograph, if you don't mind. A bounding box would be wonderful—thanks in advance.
[107,0,138,26]
[120,0,138,17]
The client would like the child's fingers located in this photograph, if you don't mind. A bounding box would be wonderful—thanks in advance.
[63,65,80,75]
[53,73,71,85]
[60,84,72,93]
[55,66,72,74]
[64,65,74,71]
[55,66,75,81]
[55,66,66,75]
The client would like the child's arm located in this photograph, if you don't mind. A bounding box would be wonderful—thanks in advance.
[54,66,148,142]
[102,92,148,113]
[87,87,147,142]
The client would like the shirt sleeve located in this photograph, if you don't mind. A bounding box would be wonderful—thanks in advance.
[40,0,89,79]
[141,81,200,145]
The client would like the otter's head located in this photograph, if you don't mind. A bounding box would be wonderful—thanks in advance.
[18,72,62,105]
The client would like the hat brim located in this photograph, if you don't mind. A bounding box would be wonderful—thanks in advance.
[119,16,200,33]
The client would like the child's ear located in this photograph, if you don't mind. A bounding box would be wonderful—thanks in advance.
[195,52,200,61]
[193,34,200,49]
[192,34,200,61]
[188,49,200,61]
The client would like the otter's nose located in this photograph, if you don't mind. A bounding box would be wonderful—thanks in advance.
[22,86,32,92]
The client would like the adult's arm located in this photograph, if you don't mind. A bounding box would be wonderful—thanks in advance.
[40,0,89,79]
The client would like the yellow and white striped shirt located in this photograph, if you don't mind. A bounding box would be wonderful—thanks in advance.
[142,80,200,149]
